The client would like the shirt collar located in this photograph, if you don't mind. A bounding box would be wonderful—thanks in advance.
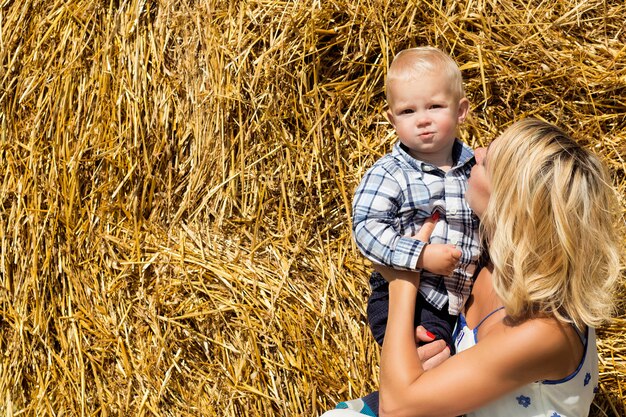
[393,139,475,171]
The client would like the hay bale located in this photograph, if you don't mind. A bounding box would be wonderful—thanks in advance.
[0,0,624,415]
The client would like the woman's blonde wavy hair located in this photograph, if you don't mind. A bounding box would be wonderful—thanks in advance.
[482,118,622,328]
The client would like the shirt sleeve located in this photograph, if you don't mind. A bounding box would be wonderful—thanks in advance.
[352,164,426,270]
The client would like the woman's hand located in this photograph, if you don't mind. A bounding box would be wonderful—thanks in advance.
[415,326,450,370]
[373,263,421,285]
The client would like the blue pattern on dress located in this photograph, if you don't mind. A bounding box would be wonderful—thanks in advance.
[550,413,561,417]
[584,372,591,386]
[516,395,531,408]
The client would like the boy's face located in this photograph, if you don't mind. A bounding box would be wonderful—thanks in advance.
[386,71,468,165]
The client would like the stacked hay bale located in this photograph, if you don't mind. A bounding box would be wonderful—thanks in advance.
[1,0,624,415]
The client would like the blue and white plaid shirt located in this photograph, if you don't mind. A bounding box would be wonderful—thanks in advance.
[352,139,481,314]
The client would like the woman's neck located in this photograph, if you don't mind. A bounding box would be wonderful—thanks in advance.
[464,263,504,328]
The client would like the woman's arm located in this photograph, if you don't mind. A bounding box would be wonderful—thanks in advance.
[377,265,576,417]
[379,273,426,406]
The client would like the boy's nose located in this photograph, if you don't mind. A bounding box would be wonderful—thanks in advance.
[416,112,431,126]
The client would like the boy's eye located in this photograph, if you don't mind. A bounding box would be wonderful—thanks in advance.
[430,104,444,109]
[400,109,414,114]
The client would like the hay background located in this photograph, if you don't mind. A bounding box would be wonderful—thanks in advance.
[1,0,625,416]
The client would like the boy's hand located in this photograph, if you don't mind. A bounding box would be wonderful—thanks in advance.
[417,243,461,276]
[413,211,461,276]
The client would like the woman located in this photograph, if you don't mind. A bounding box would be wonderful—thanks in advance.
[325,118,621,417]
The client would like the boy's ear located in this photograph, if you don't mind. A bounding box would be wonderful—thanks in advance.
[457,98,470,123]
[386,108,396,127]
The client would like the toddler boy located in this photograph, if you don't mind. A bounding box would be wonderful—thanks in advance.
[338,46,481,416]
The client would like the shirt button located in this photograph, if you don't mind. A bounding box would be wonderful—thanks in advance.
[449,207,458,215]
[450,237,459,245]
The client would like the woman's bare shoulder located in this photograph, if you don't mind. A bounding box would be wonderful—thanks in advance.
[485,316,584,381]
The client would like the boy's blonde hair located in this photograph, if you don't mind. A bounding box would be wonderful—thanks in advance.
[386,47,465,104]
[482,118,621,328]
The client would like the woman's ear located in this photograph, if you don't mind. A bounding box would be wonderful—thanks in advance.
[457,98,470,124]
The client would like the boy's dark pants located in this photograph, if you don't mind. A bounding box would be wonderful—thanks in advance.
[367,271,457,349]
